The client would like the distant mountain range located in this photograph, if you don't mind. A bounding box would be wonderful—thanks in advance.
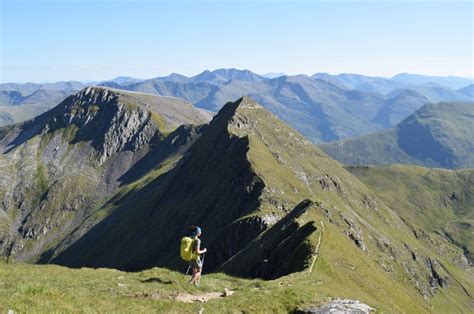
[1,69,472,142]
[321,102,474,169]
[0,82,85,126]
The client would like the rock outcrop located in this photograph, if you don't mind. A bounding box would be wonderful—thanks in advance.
[295,298,375,314]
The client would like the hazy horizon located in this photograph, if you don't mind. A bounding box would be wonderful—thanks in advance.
[1,0,473,83]
[1,68,473,85]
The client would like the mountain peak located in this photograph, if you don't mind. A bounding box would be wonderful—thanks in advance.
[73,86,118,104]
[70,87,210,129]
[3,86,210,163]
[153,73,190,83]
[211,96,270,132]
[189,69,264,83]
[212,68,264,81]
[191,70,220,82]
[230,95,263,111]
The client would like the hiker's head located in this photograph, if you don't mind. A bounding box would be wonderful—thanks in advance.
[189,226,202,237]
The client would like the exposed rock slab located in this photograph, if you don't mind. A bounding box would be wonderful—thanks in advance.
[295,298,375,314]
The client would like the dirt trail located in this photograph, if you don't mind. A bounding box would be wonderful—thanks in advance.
[174,289,235,303]
[128,289,235,303]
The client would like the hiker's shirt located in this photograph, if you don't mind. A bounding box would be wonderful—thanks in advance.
[193,237,201,257]
[190,237,203,268]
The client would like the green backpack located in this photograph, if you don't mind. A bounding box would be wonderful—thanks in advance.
[180,237,198,261]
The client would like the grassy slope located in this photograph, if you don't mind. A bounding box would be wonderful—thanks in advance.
[223,100,473,311]
[117,90,211,131]
[319,129,419,166]
[321,102,474,169]
[0,258,430,313]
[347,164,474,263]
[222,203,433,312]
[2,215,472,313]
[9,215,472,313]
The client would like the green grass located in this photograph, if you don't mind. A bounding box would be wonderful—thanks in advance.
[0,263,315,313]
[347,164,474,263]
[150,111,171,138]
[0,211,447,314]
[0,259,431,313]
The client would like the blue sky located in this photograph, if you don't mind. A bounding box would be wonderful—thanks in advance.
[1,0,472,82]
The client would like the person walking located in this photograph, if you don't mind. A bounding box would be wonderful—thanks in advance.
[181,226,207,286]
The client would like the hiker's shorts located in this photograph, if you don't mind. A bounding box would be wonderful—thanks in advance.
[190,257,202,270]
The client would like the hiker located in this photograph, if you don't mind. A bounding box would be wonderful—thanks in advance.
[181,226,207,286]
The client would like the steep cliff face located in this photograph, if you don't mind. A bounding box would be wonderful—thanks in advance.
[221,200,319,279]
[0,87,210,262]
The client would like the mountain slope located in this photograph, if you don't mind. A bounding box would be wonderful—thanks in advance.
[18,97,469,311]
[191,75,387,141]
[106,74,389,142]
[347,164,474,264]
[0,87,210,262]
[372,89,429,127]
[321,102,474,169]
[387,86,470,103]
[458,84,474,98]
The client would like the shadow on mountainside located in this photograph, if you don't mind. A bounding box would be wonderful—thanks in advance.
[117,124,207,186]
[43,103,268,274]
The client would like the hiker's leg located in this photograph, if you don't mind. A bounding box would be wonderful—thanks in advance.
[190,267,198,284]
[189,266,196,283]
[195,257,203,285]
[194,269,201,286]
[196,264,203,282]
[189,258,202,285]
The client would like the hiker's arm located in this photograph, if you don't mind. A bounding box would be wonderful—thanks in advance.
[195,240,207,254]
